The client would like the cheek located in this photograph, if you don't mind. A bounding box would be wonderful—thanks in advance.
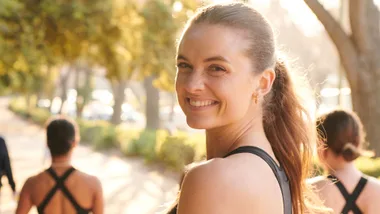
[216,79,253,116]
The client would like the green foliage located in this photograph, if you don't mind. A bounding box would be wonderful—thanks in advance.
[118,127,142,156]
[8,97,28,117]
[355,157,380,178]
[93,125,118,150]
[9,97,51,125]
[29,107,51,126]
[76,120,109,145]
[132,130,158,162]
[158,135,195,171]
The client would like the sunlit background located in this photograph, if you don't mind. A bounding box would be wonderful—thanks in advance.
[1,0,380,213]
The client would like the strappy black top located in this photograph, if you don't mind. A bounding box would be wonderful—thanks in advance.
[224,146,292,214]
[37,167,92,214]
[327,175,368,214]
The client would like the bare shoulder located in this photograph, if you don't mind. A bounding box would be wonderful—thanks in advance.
[178,154,281,214]
[365,176,380,196]
[75,170,102,191]
[362,176,380,213]
[22,174,38,190]
[307,176,331,190]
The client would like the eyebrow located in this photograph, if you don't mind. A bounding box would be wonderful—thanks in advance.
[177,54,230,64]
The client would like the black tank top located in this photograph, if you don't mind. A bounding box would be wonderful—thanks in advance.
[224,146,292,214]
[37,167,91,214]
[327,175,368,214]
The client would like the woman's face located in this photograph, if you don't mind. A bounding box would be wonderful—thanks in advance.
[175,24,260,130]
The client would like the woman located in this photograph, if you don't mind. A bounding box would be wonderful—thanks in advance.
[16,117,104,214]
[174,2,325,214]
[0,136,16,196]
[310,110,380,214]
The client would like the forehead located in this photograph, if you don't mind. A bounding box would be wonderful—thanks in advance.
[178,24,249,61]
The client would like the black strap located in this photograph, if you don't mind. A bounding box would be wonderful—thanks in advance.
[224,146,292,214]
[327,175,368,214]
[38,167,89,213]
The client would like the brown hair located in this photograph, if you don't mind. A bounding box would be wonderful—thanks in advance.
[316,109,368,161]
[177,3,325,214]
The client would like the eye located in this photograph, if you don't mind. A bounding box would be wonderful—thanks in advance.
[177,62,192,69]
[208,65,226,74]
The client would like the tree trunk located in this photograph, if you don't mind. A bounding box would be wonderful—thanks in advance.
[169,92,176,122]
[350,71,380,156]
[25,93,31,116]
[111,80,127,125]
[58,67,72,114]
[144,75,160,130]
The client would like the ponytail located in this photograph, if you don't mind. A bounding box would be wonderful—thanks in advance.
[341,143,361,161]
[263,59,325,214]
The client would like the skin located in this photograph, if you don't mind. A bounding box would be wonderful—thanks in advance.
[176,24,282,214]
[16,141,103,214]
[309,148,380,214]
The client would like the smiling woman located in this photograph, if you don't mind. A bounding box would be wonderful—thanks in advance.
[171,2,330,214]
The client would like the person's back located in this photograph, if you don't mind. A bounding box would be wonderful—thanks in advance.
[310,110,380,214]
[16,117,103,214]
[21,167,101,214]
[310,175,380,214]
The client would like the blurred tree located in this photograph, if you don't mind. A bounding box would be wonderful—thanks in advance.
[0,0,107,112]
[140,0,198,130]
[305,0,380,156]
[74,60,94,118]
[94,0,143,125]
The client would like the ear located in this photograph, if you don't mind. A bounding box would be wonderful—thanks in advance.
[72,140,78,148]
[258,69,276,96]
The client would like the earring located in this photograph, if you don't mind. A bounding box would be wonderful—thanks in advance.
[253,93,258,104]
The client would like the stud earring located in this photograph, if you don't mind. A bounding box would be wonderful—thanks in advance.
[253,93,258,104]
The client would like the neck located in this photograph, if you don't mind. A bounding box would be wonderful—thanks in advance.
[327,162,361,177]
[51,154,72,167]
[205,114,270,159]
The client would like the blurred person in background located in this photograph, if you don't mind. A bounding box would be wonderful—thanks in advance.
[16,117,104,214]
[0,136,16,198]
[310,109,380,214]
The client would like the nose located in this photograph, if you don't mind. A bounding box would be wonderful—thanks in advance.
[182,70,205,93]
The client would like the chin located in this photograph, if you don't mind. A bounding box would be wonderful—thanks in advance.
[186,118,215,130]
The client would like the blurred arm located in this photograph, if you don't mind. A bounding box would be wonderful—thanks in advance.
[15,178,33,214]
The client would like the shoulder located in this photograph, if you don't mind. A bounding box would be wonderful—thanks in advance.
[364,176,380,196]
[178,154,281,214]
[75,170,103,192]
[307,176,331,190]
[21,174,39,193]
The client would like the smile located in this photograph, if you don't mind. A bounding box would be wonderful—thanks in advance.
[186,98,219,108]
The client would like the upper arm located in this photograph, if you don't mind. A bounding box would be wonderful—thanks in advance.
[178,163,226,214]
[366,179,380,214]
[91,177,104,214]
[177,159,271,214]
[15,178,33,214]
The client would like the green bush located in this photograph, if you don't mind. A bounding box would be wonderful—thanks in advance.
[355,157,380,178]
[158,135,196,171]
[9,97,28,117]
[118,127,142,156]
[77,120,111,147]
[93,125,117,150]
[132,130,157,162]
[9,97,51,125]
[29,108,51,126]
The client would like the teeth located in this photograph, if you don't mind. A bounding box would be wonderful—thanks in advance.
[189,99,215,107]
